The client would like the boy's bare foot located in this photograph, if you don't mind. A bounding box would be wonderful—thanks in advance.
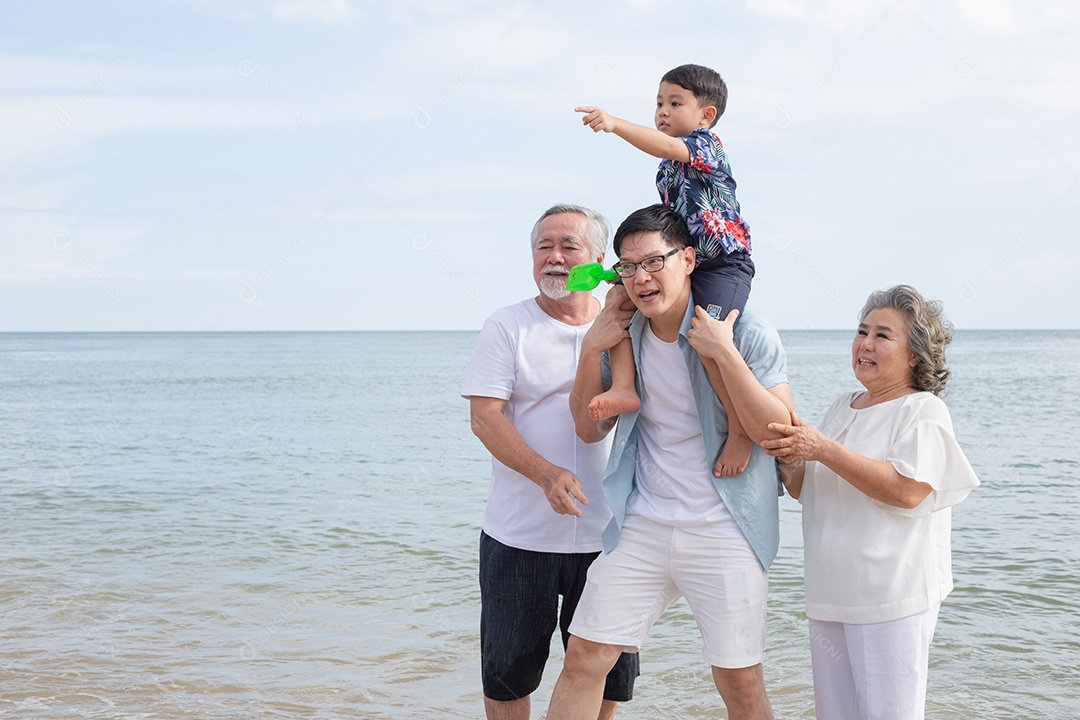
[588,388,641,421]
[713,432,753,477]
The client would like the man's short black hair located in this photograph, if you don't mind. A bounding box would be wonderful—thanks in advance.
[613,204,692,256]
[661,64,727,125]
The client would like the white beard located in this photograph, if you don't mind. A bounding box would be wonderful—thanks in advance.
[539,275,572,300]
[538,264,572,300]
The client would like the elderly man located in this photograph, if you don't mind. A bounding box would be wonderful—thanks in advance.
[461,204,639,720]
[546,204,794,720]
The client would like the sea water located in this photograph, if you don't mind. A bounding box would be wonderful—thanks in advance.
[1,330,1077,719]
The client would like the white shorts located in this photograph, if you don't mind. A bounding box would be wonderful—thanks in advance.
[808,603,941,720]
[568,513,768,669]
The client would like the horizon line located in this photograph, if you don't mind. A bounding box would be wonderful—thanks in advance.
[2,327,1074,334]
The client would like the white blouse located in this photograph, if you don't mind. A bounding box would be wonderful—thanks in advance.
[802,391,980,624]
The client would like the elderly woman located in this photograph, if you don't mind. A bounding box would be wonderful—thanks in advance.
[763,285,979,720]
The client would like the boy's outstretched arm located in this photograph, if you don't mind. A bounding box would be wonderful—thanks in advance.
[575,106,690,163]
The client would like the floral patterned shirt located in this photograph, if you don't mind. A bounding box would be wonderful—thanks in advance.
[656,128,751,260]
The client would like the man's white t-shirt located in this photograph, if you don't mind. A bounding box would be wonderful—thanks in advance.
[625,324,742,538]
[461,298,614,553]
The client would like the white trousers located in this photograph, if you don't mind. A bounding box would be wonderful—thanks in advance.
[808,603,940,720]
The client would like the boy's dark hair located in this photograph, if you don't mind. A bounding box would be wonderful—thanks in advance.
[613,204,692,256]
[662,64,727,126]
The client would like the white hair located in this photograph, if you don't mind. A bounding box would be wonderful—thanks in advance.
[529,204,609,259]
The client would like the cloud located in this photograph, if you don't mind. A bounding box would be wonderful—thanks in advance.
[745,0,893,33]
[745,0,809,21]
[952,0,1080,36]
[271,0,365,25]
[382,6,579,75]
[1015,247,1080,290]
[0,225,137,286]
[0,94,313,142]
[746,0,1080,38]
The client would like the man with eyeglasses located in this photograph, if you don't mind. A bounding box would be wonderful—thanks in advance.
[462,204,640,720]
[546,204,794,720]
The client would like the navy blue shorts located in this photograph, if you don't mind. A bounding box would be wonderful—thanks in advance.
[691,252,755,321]
[479,531,639,702]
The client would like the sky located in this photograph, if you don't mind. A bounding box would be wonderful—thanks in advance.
[1,0,1077,331]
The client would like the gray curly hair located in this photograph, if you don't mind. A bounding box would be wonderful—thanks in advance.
[859,285,954,396]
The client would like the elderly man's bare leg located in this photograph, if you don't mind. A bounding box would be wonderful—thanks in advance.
[483,696,528,720]
[711,664,774,720]
[597,699,617,720]
[546,636,624,720]
[485,693,618,720]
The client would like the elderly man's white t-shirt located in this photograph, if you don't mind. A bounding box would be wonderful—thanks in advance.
[461,298,614,553]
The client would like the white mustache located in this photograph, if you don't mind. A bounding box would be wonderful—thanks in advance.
[539,267,572,300]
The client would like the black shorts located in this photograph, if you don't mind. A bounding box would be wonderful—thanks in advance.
[691,252,755,321]
[478,531,639,702]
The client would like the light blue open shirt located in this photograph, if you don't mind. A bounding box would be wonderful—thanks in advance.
[600,296,789,571]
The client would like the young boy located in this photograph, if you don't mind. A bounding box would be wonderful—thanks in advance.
[575,63,755,477]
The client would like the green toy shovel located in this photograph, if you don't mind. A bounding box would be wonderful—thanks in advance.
[565,263,618,292]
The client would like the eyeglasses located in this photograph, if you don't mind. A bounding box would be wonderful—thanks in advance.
[613,248,680,278]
